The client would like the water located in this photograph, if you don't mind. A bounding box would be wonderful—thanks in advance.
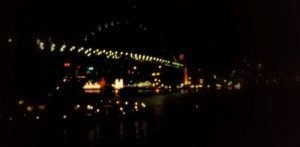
[0,84,300,147]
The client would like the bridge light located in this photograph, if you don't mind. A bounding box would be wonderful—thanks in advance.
[60,45,66,52]
[78,47,84,53]
[39,42,44,50]
[51,44,56,52]
[70,46,75,51]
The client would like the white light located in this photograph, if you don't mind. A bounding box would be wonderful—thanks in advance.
[62,114,67,119]
[234,83,241,89]
[27,106,34,112]
[78,47,84,53]
[112,78,124,90]
[141,103,146,108]
[39,42,44,50]
[87,105,94,110]
[18,100,24,105]
[60,45,66,52]
[213,75,217,79]
[70,46,76,51]
[74,104,80,111]
[51,44,56,52]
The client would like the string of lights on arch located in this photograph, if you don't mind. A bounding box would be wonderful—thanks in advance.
[36,39,184,68]
[84,19,149,42]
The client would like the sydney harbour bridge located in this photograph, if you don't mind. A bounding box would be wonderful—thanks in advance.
[28,10,187,95]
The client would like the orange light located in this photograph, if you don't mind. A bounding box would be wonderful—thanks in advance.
[64,62,70,67]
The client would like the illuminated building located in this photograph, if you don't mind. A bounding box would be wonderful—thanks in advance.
[83,81,101,89]
[179,53,189,85]
[112,78,124,90]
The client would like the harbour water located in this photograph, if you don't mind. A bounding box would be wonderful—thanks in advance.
[0,84,299,147]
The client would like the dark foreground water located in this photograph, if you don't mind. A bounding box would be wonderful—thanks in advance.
[1,84,300,147]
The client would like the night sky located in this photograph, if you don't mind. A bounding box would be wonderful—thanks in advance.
[0,0,300,68]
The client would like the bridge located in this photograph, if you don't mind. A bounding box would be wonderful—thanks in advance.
[36,39,184,69]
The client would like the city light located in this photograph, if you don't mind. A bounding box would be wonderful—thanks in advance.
[112,78,124,90]
[234,83,241,89]
[26,106,34,112]
[64,62,70,67]
[38,105,45,110]
[62,114,67,120]
[74,104,80,111]
[87,104,94,110]
[83,81,101,90]
[18,100,24,105]
[96,109,100,113]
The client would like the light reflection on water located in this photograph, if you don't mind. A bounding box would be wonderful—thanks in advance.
[55,119,152,145]
[0,91,227,146]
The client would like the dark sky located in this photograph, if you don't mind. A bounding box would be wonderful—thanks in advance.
[0,0,300,66]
